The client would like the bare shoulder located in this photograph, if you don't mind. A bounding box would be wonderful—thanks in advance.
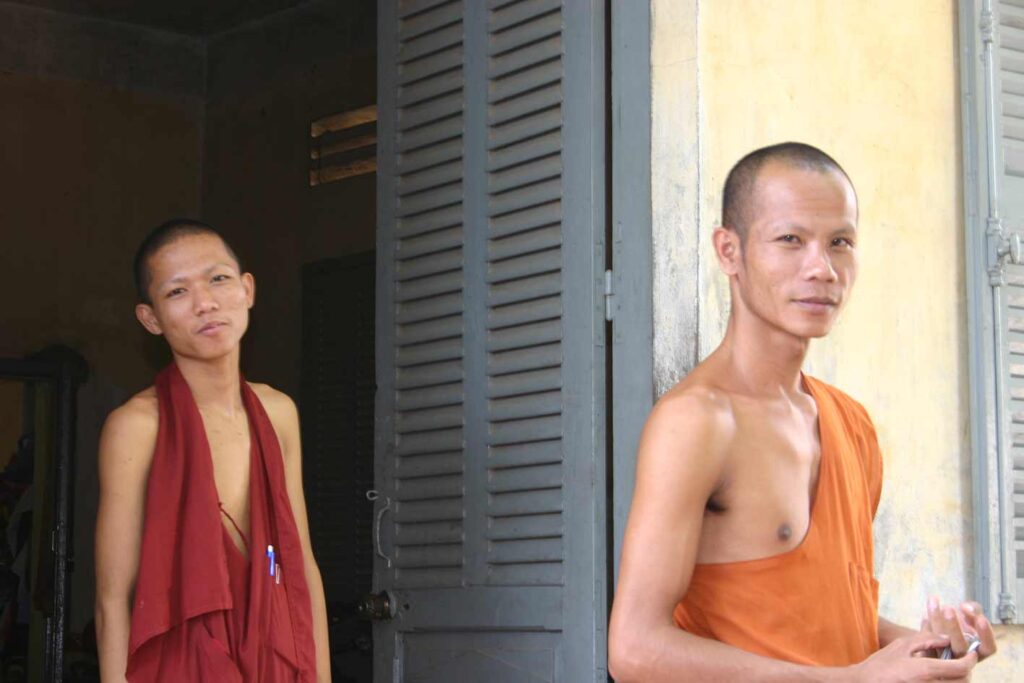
[98,387,159,478]
[249,383,300,447]
[249,383,298,420]
[101,387,158,449]
[642,372,737,463]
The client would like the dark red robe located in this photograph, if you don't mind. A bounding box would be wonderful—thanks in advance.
[126,363,316,681]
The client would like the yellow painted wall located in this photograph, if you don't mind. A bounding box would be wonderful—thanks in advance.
[652,0,1022,677]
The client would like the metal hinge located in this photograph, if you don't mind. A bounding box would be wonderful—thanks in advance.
[604,269,614,322]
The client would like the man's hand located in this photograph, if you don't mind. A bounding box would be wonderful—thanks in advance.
[922,596,997,662]
[851,631,978,682]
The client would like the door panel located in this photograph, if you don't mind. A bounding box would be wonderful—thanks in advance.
[375,0,607,679]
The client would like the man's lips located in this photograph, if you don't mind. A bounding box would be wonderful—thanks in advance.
[793,297,838,311]
[196,321,228,334]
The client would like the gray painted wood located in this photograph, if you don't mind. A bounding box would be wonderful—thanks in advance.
[375,0,609,678]
[609,0,654,590]
[373,0,400,675]
[960,0,1024,624]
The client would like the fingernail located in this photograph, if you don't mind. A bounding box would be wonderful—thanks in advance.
[928,595,938,613]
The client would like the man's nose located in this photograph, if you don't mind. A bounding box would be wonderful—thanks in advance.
[193,285,219,313]
[804,246,838,281]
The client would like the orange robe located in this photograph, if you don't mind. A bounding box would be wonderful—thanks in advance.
[126,364,316,681]
[674,375,883,666]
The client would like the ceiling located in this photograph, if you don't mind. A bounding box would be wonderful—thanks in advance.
[10,0,319,36]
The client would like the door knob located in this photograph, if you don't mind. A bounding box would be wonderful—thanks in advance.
[358,590,396,621]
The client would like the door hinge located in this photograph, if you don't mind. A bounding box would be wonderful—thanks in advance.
[604,269,614,322]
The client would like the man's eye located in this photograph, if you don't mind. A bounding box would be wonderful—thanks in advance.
[833,237,855,248]
[166,288,185,298]
[212,274,231,282]
[779,235,799,244]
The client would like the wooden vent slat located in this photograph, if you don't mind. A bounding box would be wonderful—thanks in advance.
[310,105,378,186]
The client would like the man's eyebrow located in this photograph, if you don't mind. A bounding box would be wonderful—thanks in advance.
[204,262,236,274]
[769,222,809,233]
[156,263,236,289]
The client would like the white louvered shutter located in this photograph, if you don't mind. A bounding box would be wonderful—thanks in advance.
[996,0,1024,622]
[963,0,1024,624]
[374,0,608,679]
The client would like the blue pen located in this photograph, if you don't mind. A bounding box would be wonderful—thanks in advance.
[267,544,276,577]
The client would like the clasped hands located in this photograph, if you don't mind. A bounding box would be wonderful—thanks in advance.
[917,596,997,662]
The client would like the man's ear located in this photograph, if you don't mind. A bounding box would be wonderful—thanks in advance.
[135,304,164,336]
[713,226,742,276]
[242,272,255,309]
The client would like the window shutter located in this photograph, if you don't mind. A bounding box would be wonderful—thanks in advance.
[962,0,1024,624]
[998,0,1024,622]
[375,0,607,679]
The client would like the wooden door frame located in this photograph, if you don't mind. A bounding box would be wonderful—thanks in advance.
[609,1,653,593]
[0,348,86,683]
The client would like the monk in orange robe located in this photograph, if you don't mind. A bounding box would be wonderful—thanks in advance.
[608,143,998,681]
[95,219,330,681]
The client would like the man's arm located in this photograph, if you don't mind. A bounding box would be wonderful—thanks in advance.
[878,617,916,648]
[274,393,332,683]
[94,399,157,683]
[607,394,975,683]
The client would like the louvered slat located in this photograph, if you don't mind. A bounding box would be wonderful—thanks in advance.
[377,0,607,674]
[391,3,465,590]
[1002,258,1024,581]
[1001,2,1024,176]
[485,45,567,589]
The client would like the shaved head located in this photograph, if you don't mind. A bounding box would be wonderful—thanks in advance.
[722,142,855,241]
[133,218,241,304]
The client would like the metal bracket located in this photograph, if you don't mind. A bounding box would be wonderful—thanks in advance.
[604,269,614,322]
[980,6,995,44]
[997,231,1021,264]
[985,218,1021,285]
[366,489,392,568]
[998,590,1017,623]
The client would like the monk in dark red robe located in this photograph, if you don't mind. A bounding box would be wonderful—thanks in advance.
[126,364,316,680]
[95,220,330,682]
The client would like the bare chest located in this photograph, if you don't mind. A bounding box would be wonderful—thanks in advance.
[697,409,822,564]
[198,409,252,529]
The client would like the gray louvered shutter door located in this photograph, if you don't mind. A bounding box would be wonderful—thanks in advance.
[964,0,1024,624]
[375,1,607,680]
[997,0,1024,621]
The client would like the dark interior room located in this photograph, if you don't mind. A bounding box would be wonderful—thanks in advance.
[0,1,377,679]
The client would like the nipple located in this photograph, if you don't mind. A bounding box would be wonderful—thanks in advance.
[777,523,792,542]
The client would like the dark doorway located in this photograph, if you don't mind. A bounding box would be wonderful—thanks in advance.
[3,0,375,679]
[0,350,87,682]
[302,253,376,682]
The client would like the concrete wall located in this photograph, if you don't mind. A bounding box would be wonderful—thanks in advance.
[651,0,1022,678]
[0,2,205,636]
[202,0,376,400]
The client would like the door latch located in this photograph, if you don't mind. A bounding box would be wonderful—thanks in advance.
[357,590,397,621]
[366,489,392,568]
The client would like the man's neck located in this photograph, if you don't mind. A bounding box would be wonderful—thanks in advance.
[172,352,245,416]
[715,313,811,398]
